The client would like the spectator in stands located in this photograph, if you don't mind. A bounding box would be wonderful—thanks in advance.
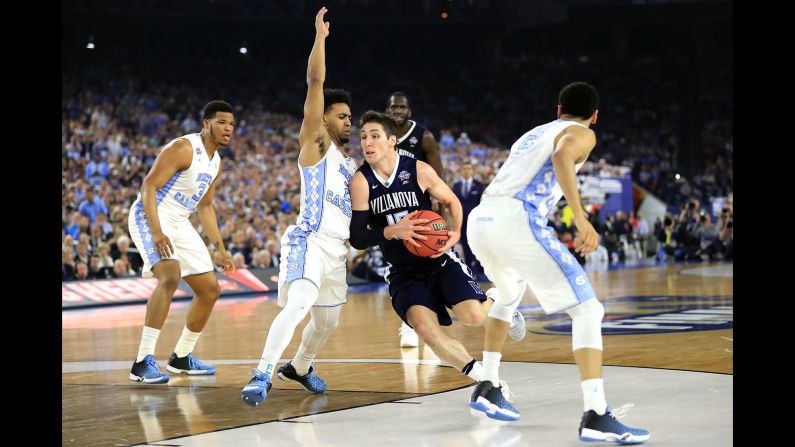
[452,162,484,276]
[75,261,90,280]
[78,187,109,224]
[636,211,650,257]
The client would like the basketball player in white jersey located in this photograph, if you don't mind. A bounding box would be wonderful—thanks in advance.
[241,7,358,406]
[466,83,650,443]
[128,100,236,384]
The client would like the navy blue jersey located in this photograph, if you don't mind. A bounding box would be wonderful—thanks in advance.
[395,120,428,162]
[358,155,440,271]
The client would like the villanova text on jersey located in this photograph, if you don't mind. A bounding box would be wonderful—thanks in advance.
[359,155,441,271]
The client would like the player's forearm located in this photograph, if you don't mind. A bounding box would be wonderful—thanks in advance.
[552,151,586,220]
[140,183,164,235]
[307,36,326,84]
[442,199,463,233]
[198,205,226,250]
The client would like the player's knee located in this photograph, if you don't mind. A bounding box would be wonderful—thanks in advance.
[157,274,181,292]
[205,282,221,301]
[566,298,604,351]
[458,310,485,327]
[410,320,435,342]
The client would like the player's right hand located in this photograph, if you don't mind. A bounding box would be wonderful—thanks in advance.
[573,216,599,255]
[315,7,330,38]
[393,211,430,247]
[153,232,174,259]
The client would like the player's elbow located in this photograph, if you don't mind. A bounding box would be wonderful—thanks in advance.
[348,233,370,250]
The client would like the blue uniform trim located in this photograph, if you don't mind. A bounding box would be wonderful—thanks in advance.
[285,226,309,282]
[157,172,181,204]
[514,158,555,212]
[134,201,160,267]
[524,203,595,308]
[301,160,327,232]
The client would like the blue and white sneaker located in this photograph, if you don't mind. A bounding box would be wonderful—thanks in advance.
[579,407,650,444]
[508,309,527,341]
[277,362,327,394]
[485,288,526,342]
[129,355,169,384]
[469,380,520,421]
[166,352,216,375]
[241,368,272,407]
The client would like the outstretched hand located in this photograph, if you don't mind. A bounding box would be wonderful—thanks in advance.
[315,7,330,38]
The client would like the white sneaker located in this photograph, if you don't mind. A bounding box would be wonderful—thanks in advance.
[508,309,526,341]
[399,322,419,348]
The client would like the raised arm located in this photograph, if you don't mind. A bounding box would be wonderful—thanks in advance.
[298,7,331,167]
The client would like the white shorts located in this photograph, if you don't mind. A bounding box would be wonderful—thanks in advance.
[277,225,348,308]
[467,196,596,314]
[128,200,214,279]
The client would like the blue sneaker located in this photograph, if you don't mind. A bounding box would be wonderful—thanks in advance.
[579,407,650,444]
[468,380,520,421]
[241,368,272,407]
[129,355,169,384]
[277,362,327,393]
[166,352,216,375]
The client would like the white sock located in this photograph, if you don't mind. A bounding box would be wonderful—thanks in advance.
[482,351,502,386]
[174,327,201,358]
[581,378,608,415]
[465,360,484,382]
[136,326,161,362]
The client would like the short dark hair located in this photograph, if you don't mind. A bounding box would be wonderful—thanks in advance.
[202,100,234,120]
[360,110,398,138]
[324,89,351,113]
[558,82,599,120]
[388,91,409,107]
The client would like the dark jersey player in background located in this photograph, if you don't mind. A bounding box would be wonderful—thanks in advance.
[386,91,446,347]
[386,92,444,179]
[349,110,526,390]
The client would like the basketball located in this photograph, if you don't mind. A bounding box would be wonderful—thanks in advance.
[403,210,449,257]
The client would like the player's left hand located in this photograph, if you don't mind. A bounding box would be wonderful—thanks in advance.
[217,248,236,274]
[430,229,459,258]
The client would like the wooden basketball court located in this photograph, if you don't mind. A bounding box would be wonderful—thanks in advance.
[62,262,733,446]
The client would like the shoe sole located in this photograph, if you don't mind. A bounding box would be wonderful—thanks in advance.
[580,429,650,444]
[166,365,216,375]
[468,398,520,421]
[277,371,326,394]
[129,373,169,384]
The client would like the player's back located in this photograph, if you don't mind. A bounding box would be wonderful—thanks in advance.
[483,118,590,217]
[294,144,358,242]
[358,155,439,271]
[395,120,428,162]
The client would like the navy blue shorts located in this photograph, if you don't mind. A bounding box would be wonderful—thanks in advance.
[388,255,487,327]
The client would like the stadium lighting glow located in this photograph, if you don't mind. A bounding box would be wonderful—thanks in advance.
[87,42,95,49]
[240,47,248,54]
[675,173,680,180]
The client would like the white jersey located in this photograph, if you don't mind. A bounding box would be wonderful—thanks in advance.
[294,143,358,242]
[483,118,589,216]
[134,132,221,221]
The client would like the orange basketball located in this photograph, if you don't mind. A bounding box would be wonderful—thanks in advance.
[403,210,449,257]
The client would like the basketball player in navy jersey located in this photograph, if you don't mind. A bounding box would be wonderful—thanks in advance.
[241,7,359,407]
[466,82,650,442]
[349,111,525,388]
[386,92,445,347]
